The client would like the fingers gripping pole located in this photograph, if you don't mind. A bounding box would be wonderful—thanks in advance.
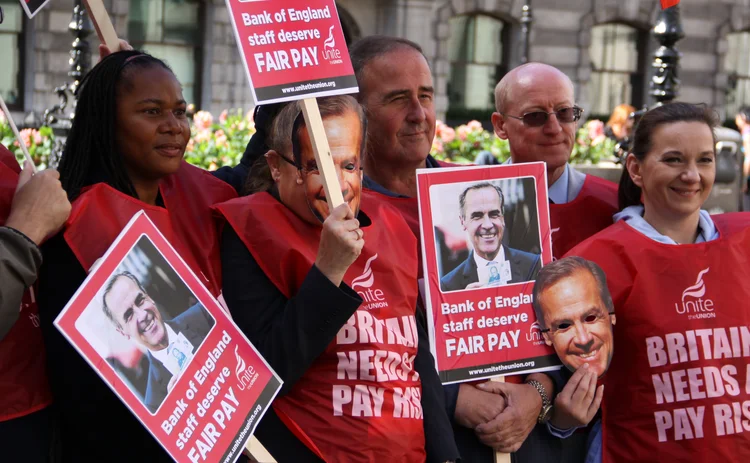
[300,98,345,211]
[83,0,120,52]
[492,376,512,463]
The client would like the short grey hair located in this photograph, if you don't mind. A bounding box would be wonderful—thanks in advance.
[102,271,146,330]
[458,182,505,219]
[349,35,428,99]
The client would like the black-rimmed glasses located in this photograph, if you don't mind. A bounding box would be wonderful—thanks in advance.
[503,106,583,127]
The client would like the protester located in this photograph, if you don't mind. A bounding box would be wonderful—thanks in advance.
[216,95,458,462]
[568,102,750,462]
[604,104,636,142]
[37,50,236,462]
[486,62,620,462]
[531,256,613,463]
[349,36,555,462]
[440,182,540,291]
[0,145,70,462]
[101,271,214,413]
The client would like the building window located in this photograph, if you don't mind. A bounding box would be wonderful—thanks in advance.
[128,0,203,106]
[0,1,25,110]
[447,14,508,122]
[725,31,750,118]
[588,23,646,118]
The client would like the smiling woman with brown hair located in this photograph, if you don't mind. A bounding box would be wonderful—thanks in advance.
[566,102,750,463]
[36,50,236,462]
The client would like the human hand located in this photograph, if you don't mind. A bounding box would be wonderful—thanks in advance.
[315,203,364,286]
[465,282,485,290]
[474,381,542,452]
[98,39,133,60]
[549,363,603,430]
[6,162,71,245]
[454,383,506,429]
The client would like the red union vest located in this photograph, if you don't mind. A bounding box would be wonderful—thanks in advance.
[215,192,426,463]
[550,173,617,259]
[0,146,52,421]
[64,161,236,296]
[567,214,750,462]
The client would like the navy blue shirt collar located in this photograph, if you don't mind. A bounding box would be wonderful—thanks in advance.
[363,154,441,198]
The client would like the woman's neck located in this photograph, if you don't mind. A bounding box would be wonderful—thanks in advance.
[132,179,161,206]
[642,206,701,244]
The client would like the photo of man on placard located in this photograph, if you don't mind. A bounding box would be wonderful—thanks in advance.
[436,180,541,292]
[75,236,215,414]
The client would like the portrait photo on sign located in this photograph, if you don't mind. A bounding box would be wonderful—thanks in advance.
[531,256,615,378]
[74,235,216,415]
[430,177,542,293]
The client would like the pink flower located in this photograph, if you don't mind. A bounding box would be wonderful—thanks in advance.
[431,138,444,154]
[193,111,213,131]
[591,134,606,146]
[219,110,228,124]
[215,129,228,147]
[194,129,211,143]
[467,120,484,131]
[186,138,195,152]
[0,111,6,125]
[457,125,470,141]
[16,128,41,148]
[587,120,605,140]
[441,126,456,143]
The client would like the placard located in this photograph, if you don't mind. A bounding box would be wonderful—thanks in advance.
[55,211,282,463]
[224,0,358,104]
[19,0,51,19]
[417,163,560,383]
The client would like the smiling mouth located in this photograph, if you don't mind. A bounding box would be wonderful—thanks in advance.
[155,144,183,157]
[139,313,157,336]
[670,187,700,197]
[574,346,601,362]
[478,232,497,240]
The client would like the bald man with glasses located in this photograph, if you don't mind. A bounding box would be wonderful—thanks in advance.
[467,63,619,463]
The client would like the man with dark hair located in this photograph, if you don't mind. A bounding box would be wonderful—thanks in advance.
[441,182,540,291]
[102,271,214,413]
[348,34,556,462]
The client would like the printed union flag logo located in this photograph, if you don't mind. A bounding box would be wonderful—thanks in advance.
[660,0,680,9]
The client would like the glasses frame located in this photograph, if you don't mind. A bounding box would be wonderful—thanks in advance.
[502,106,584,127]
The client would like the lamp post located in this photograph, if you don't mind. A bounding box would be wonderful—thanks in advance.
[520,1,533,64]
[649,3,684,105]
[44,0,93,168]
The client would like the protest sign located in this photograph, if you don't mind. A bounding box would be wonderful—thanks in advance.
[19,0,51,19]
[417,162,560,384]
[224,0,358,105]
[55,211,282,463]
[83,0,120,51]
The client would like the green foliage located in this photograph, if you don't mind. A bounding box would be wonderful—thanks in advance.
[570,119,618,165]
[183,109,256,171]
[0,114,54,169]
[431,120,510,164]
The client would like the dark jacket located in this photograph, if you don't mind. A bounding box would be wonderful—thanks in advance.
[144,304,215,413]
[440,248,541,292]
[0,227,40,339]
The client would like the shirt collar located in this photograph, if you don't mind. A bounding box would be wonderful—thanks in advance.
[150,324,176,365]
[613,205,719,244]
[362,154,440,198]
[505,158,570,204]
[473,246,507,268]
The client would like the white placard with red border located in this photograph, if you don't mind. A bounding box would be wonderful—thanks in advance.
[54,211,282,463]
[19,0,51,19]
[417,162,561,384]
[224,0,358,105]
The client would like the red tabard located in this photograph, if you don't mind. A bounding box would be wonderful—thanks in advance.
[567,214,750,463]
[549,173,617,259]
[215,192,426,463]
[64,161,236,296]
[0,146,52,421]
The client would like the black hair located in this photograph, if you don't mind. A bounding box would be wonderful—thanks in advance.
[532,256,614,329]
[58,50,174,201]
[618,102,719,210]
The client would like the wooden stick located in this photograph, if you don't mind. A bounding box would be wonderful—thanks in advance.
[245,436,277,463]
[83,0,120,52]
[299,98,345,211]
[0,95,35,173]
[491,376,512,463]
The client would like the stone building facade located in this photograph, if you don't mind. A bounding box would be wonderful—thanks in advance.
[3,0,750,123]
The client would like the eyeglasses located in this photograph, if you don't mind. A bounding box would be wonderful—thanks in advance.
[503,106,583,127]
[277,153,362,177]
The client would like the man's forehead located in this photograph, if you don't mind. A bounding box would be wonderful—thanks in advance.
[466,187,502,207]
[541,272,605,318]
[106,277,140,307]
[505,73,574,113]
[362,50,432,94]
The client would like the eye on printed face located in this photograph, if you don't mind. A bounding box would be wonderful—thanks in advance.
[540,270,615,378]
[297,110,363,221]
[105,276,168,351]
[461,187,505,261]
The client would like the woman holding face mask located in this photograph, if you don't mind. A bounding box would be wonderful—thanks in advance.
[566,102,750,462]
[37,50,237,461]
[216,96,458,462]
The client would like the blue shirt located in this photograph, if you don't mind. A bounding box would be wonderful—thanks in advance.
[362,154,441,198]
